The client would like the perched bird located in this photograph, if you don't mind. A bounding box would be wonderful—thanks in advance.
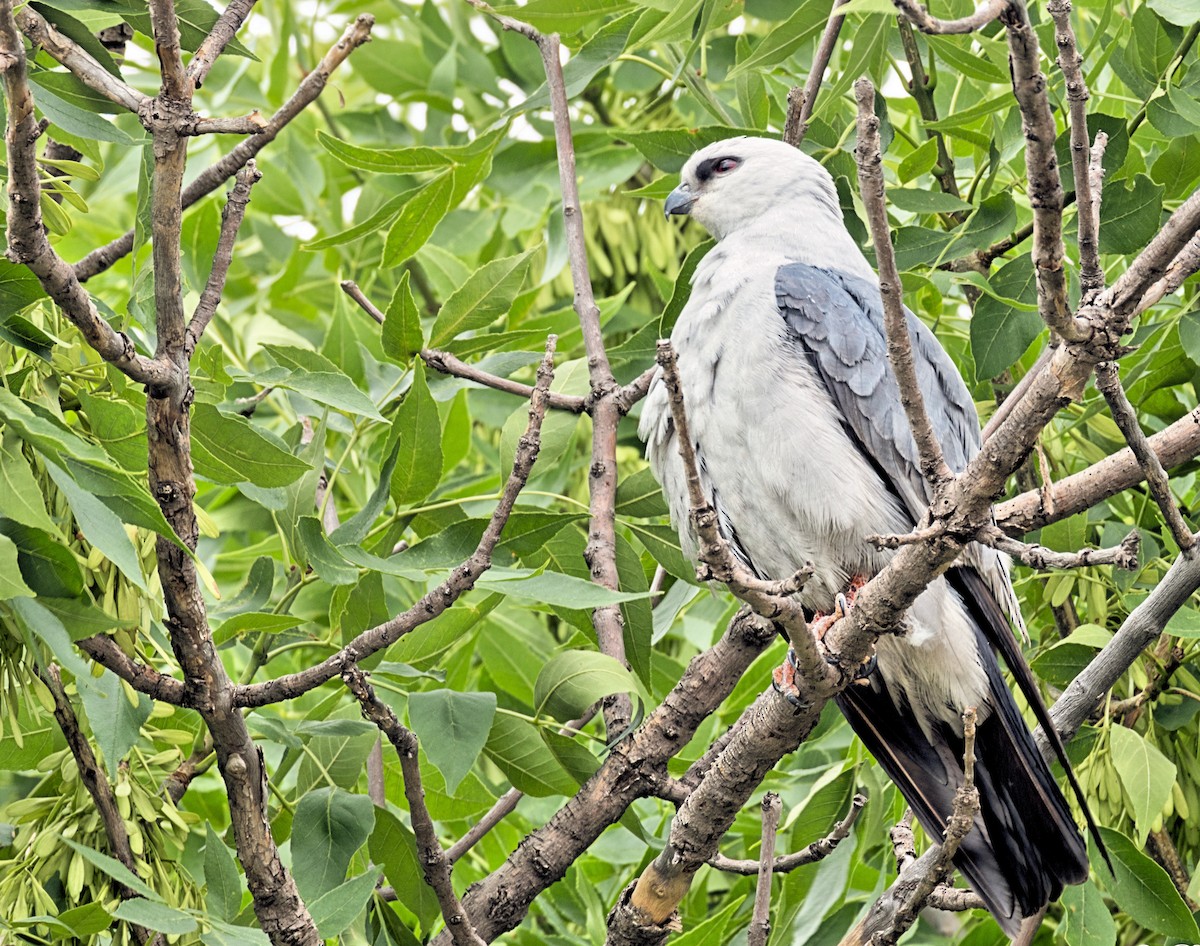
[639,136,1096,936]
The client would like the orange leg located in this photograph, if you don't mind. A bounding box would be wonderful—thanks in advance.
[773,574,873,705]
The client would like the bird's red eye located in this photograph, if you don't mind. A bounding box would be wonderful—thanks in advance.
[715,157,740,174]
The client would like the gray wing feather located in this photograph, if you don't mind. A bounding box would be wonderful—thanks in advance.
[775,262,1025,635]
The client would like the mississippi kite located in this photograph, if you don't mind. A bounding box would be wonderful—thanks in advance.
[640,136,1096,935]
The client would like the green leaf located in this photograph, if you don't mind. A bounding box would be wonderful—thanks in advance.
[55,903,114,938]
[389,362,444,507]
[368,808,440,930]
[886,188,972,214]
[308,870,378,938]
[204,825,242,923]
[30,78,137,145]
[484,712,578,796]
[80,664,152,767]
[0,693,63,769]
[1109,725,1176,843]
[970,255,1044,381]
[381,270,425,363]
[896,139,939,184]
[317,132,456,174]
[615,125,764,173]
[0,387,111,466]
[428,247,538,349]
[294,517,359,586]
[533,651,639,722]
[0,259,48,317]
[191,404,309,487]
[63,839,160,901]
[0,521,84,599]
[116,0,255,57]
[475,568,652,608]
[112,899,197,935]
[212,612,304,646]
[1100,175,1165,255]
[1096,826,1200,941]
[727,3,827,78]
[1061,880,1116,946]
[291,787,376,902]
[615,466,669,518]
[257,345,384,422]
[408,689,497,794]
[0,311,57,360]
[45,460,147,591]
[29,4,121,76]
[672,896,747,946]
[381,171,456,266]
[1148,0,1200,25]
[0,533,34,600]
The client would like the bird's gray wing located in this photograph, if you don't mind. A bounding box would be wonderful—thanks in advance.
[774,261,978,520]
[775,261,1026,636]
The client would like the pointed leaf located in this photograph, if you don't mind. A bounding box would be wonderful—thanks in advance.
[204,824,242,922]
[291,787,376,902]
[408,689,496,794]
[382,270,424,363]
[427,248,537,349]
[389,362,443,506]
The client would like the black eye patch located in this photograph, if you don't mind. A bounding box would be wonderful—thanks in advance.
[695,155,742,182]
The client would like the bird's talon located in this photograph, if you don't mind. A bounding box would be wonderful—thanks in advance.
[771,648,808,710]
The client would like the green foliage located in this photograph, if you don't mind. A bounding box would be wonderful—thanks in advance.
[1,1,1199,945]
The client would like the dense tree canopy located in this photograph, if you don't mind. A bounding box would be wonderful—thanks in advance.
[1,1,1200,945]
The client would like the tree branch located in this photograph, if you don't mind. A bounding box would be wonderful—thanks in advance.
[14,6,148,111]
[980,525,1140,570]
[996,406,1200,533]
[1048,0,1102,300]
[746,793,782,946]
[186,0,257,88]
[709,793,865,875]
[1139,230,1200,312]
[148,0,189,104]
[186,161,261,356]
[0,3,174,389]
[343,665,486,946]
[72,14,375,283]
[896,18,963,214]
[1000,0,1084,342]
[891,0,1007,35]
[236,339,557,708]
[76,635,189,705]
[789,0,849,146]
[854,79,953,486]
[42,665,161,946]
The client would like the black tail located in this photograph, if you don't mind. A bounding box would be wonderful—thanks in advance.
[835,567,1091,935]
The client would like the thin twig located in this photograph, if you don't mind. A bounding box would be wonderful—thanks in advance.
[74,635,189,705]
[710,793,866,874]
[854,79,952,486]
[186,161,262,356]
[782,87,805,148]
[343,665,486,946]
[791,0,849,146]
[236,339,557,708]
[891,0,1007,34]
[188,113,269,135]
[14,6,148,111]
[980,525,1139,570]
[1139,230,1200,313]
[926,885,986,912]
[1048,0,1101,300]
[148,0,189,103]
[1094,362,1196,551]
[747,793,782,946]
[615,366,657,415]
[186,0,256,88]
[533,24,631,735]
[73,14,375,283]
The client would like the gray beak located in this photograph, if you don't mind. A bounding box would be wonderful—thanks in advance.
[664,184,694,218]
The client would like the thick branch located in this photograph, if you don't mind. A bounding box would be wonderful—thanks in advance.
[73,14,375,283]
[76,635,189,705]
[344,666,486,946]
[0,5,174,388]
[149,0,189,103]
[891,0,1007,34]
[186,161,262,355]
[1140,230,1200,312]
[1094,362,1196,551]
[854,79,952,485]
[237,340,556,708]
[996,406,1200,533]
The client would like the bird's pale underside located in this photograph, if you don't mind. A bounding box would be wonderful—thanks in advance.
[640,136,1094,936]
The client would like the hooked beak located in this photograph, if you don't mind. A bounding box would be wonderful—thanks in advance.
[664,183,694,218]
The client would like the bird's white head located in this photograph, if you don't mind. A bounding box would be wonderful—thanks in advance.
[664,136,844,241]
